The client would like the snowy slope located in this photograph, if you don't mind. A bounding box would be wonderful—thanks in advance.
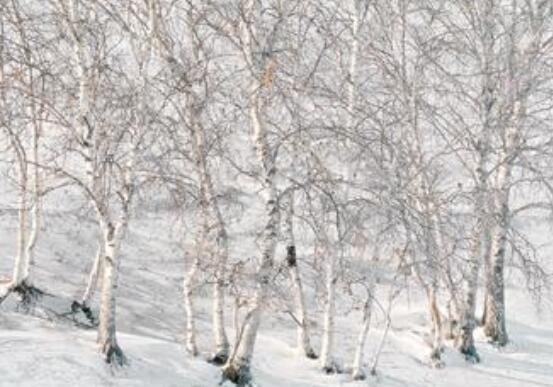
[0,203,552,387]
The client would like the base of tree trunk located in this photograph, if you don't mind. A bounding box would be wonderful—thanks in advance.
[71,301,97,325]
[304,347,318,360]
[208,349,230,365]
[351,369,366,381]
[459,344,480,363]
[321,360,343,375]
[13,281,44,308]
[185,342,199,357]
[429,348,445,368]
[221,363,253,386]
[444,318,459,340]
[484,323,508,347]
[102,341,126,366]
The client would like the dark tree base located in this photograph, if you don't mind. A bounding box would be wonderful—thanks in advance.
[208,350,229,366]
[221,363,253,386]
[460,345,480,363]
[484,325,508,348]
[322,361,343,375]
[486,335,508,348]
[429,349,445,368]
[305,348,318,360]
[352,370,366,381]
[13,281,44,309]
[71,301,97,325]
[102,341,126,366]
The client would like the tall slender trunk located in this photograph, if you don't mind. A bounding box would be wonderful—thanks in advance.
[351,284,374,380]
[222,1,281,384]
[183,247,200,356]
[427,287,443,366]
[482,101,520,346]
[283,192,316,359]
[189,111,230,363]
[75,241,103,322]
[458,1,495,362]
[97,221,125,365]
[320,246,337,373]
[458,150,490,363]
[12,153,28,286]
[212,228,230,363]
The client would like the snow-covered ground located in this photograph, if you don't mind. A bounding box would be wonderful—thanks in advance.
[0,204,552,387]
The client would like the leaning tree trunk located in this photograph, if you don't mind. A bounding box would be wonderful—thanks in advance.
[97,221,125,365]
[72,241,103,323]
[283,192,316,359]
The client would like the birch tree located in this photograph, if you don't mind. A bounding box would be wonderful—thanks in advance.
[0,0,46,304]
[220,0,283,383]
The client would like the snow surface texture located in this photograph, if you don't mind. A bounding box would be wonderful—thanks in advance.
[0,207,552,387]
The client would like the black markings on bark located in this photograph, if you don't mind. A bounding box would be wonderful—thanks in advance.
[286,245,297,267]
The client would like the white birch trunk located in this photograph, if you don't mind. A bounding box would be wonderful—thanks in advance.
[183,249,200,356]
[97,221,125,365]
[483,100,520,346]
[222,2,280,381]
[320,248,337,372]
[22,67,41,287]
[283,192,316,359]
[73,241,103,322]
[12,153,28,287]
[189,108,230,362]
[351,286,374,380]
[458,2,495,362]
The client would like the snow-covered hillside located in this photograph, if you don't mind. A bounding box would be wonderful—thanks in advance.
[1,207,552,387]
